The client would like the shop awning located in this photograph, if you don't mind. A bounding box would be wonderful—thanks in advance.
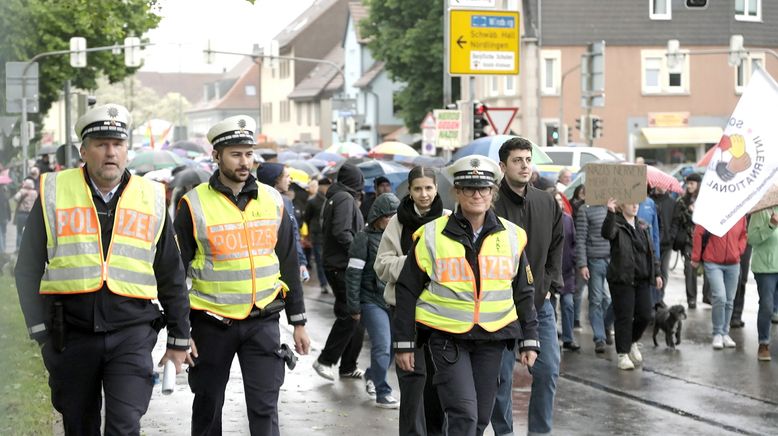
[641,127,723,145]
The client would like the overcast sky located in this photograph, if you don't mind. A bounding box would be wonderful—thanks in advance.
[140,0,315,73]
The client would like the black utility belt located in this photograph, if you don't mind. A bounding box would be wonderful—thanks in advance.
[201,299,285,326]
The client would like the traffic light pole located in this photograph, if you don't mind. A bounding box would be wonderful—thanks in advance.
[558,64,581,147]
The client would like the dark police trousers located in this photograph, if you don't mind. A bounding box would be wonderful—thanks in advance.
[396,344,445,436]
[427,332,505,436]
[41,323,158,436]
[189,310,285,436]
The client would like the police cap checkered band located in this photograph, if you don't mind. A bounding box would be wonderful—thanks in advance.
[210,130,256,147]
[453,169,496,187]
[207,115,257,147]
[75,104,132,141]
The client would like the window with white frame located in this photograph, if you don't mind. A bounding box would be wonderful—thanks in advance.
[490,76,500,96]
[649,0,671,20]
[505,75,516,95]
[280,101,290,122]
[735,53,766,93]
[280,59,290,79]
[735,0,761,22]
[540,50,561,95]
[262,102,273,124]
[641,49,689,95]
[296,102,303,124]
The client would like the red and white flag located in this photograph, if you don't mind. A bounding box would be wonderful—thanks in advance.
[693,67,778,236]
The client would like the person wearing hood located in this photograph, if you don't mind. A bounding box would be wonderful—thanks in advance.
[14,176,37,252]
[313,163,368,381]
[175,115,310,435]
[393,156,539,436]
[256,162,309,283]
[345,192,401,408]
[375,166,450,434]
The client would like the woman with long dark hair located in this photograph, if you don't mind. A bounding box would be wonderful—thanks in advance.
[375,166,448,434]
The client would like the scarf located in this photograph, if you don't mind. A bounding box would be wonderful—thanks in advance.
[397,193,444,253]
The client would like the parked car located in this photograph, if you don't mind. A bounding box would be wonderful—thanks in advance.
[537,145,622,180]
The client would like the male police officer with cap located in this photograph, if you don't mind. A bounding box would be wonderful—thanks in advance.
[15,103,192,436]
[174,115,311,436]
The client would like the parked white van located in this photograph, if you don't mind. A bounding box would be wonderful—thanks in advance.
[537,146,622,179]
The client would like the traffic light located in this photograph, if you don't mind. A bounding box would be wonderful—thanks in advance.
[591,116,603,138]
[473,103,489,139]
[546,124,559,146]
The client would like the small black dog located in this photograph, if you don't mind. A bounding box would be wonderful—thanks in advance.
[653,303,687,349]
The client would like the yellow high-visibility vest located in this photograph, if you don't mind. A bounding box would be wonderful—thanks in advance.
[183,182,287,319]
[39,168,166,298]
[413,216,527,334]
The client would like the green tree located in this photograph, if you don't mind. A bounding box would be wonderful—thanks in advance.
[361,0,457,133]
[0,0,162,159]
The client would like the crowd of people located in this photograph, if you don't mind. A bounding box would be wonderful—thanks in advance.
[11,102,778,436]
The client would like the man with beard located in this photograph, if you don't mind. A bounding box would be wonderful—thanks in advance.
[491,137,563,436]
[175,115,310,435]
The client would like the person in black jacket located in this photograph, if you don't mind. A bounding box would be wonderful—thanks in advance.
[346,192,400,408]
[651,186,677,305]
[15,104,191,435]
[491,137,563,436]
[313,163,367,381]
[394,156,539,436]
[601,198,663,370]
[303,176,331,294]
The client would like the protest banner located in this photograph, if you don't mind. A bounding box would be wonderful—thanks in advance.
[584,163,646,205]
[694,68,778,236]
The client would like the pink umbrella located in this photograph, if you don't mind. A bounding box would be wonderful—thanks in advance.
[646,165,683,194]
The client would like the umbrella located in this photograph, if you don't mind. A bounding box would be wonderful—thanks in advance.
[285,159,320,176]
[0,169,11,185]
[38,144,58,155]
[56,144,80,166]
[313,151,345,163]
[357,160,410,193]
[412,155,448,168]
[646,164,683,194]
[369,141,419,158]
[170,140,208,156]
[278,151,303,163]
[307,158,330,170]
[128,150,187,174]
[170,167,212,188]
[287,143,321,154]
[452,135,552,165]
[326,142,368,158]
[288,167,310,186]
[395,168,456,211]
[143,168,173,183]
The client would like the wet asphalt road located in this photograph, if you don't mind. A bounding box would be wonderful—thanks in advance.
[134,261,778,435]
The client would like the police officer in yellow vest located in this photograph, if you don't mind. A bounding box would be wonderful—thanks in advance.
[15,103,192,436]
[174,115,311,436]
[393,156,540,436]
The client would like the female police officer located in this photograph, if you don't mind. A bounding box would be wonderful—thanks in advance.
[392,156,539,436]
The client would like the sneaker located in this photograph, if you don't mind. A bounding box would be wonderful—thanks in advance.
[712,335,724,350]
[772,313,778,324]
[562,341,581,351]
[730,319,745,329]
[722,335,737,348]
[628,343,643,365]
[339,368,365,379]
[617,354,635,370]
[320,286,330,294]
[605,330,614,346]
[594,341,606,354]
[758,344,771,361]
[376,394,400,409]
[688,302,696,309]
[313,360,335,381]
[365,379,376,398]
[573,320,583,332]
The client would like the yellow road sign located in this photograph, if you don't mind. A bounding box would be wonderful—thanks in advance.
[449,9,520,76]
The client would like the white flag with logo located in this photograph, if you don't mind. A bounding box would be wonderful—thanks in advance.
[693,67,778,236]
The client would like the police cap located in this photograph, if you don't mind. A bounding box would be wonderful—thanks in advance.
[74,104,132,141]
[207,115,257,148]
[447,156,502,187]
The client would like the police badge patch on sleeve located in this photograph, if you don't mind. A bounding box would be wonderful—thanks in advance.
[525,265,534,284]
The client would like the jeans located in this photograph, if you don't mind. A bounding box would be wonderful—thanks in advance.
[732,245,751,323]
[311,242,328,287]
[560,293,574,343]
[361,303,393,399]
[588,258,613,343]
[704,262,740,336]
[755,273,778,344]
[610,282,653,354]
[574,274,585,324]
[491,300,559,436]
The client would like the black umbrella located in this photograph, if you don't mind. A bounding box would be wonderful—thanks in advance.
[170,140,208,155]
[170,167,212,188]
[38,144,58,155]
[56,144,80,166]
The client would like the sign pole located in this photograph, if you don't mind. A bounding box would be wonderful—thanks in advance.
[20,77,28,179]
[443,0,451,106]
